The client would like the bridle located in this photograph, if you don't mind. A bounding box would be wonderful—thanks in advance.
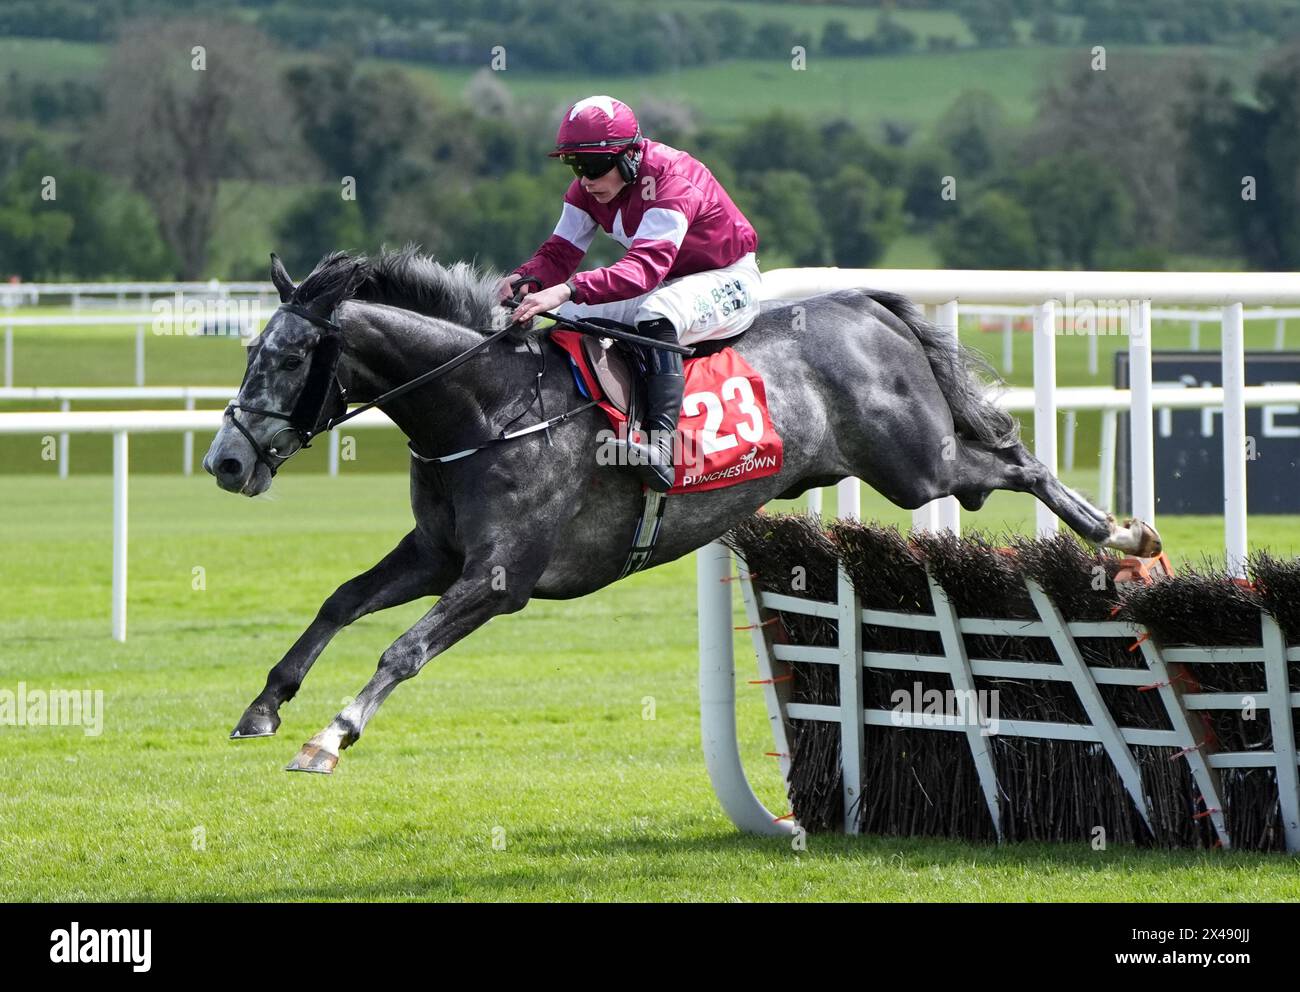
[224,303,352,477]
[224,301,516,477]
[223,288,693,477]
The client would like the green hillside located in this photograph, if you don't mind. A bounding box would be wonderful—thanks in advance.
[376,44,1259,132]
[0,37,104,78]
[2,33,1261,136]
[650,0,983,41]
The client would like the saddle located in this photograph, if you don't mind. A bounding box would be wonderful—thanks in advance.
[577,330,643,421]
[549,317,754,580]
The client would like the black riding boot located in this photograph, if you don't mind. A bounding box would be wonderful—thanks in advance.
[623,317,685,492]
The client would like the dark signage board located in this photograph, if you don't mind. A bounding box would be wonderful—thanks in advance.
[1114,351,1300,515]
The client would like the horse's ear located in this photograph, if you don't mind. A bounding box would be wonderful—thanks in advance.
[270,253,295,303]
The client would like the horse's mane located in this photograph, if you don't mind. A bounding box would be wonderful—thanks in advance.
[292,247,501,333]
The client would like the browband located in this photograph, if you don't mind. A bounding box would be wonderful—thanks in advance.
[278,302,342,335]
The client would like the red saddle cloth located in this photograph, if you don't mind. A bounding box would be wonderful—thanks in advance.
[552,330,784,494]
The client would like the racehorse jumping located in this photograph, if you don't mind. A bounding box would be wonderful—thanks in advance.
[204,248,1160,773]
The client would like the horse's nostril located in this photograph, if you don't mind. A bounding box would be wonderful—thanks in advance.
[218,458,243,478]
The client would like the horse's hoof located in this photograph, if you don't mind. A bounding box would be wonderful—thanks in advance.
[1105,516,1163,557]
[285,742,338,774]
[1125,518,1163,557]
[230,709,279,740]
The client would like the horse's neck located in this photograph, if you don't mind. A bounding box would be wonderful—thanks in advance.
[337,301,517,449]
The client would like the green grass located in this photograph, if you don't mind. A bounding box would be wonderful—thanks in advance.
[397,50,1060,131]
[0,16,1296,901]
[2,472,1298,902]
[1,313,250,388]
[395,44,1258,133]
[2,31,1263,138]
[0,37,105,79]
[880,232,941,268]
[651,0,980,44]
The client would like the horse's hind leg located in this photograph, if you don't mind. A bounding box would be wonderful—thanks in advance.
[945,439,1161,555]
[230,529,453,740]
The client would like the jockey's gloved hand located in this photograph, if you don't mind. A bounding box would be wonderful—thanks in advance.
[497,274,544,304]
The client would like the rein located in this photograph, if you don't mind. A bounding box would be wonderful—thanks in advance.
[226,299,598,475]
[328,322,515,432]
[226,291,675,578]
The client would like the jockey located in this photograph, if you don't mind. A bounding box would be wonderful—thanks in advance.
[501,95,762,492]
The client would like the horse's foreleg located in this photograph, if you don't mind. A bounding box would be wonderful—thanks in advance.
[284,557,534,773]
[231,529,452,740]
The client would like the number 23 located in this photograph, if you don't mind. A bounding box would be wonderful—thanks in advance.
[683,376,765,455]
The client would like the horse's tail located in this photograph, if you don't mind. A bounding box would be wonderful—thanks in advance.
[869,290,1021,449]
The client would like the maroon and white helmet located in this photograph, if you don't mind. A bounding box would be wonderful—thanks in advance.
[548,95,641,156]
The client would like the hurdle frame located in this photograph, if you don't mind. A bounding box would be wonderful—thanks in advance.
[697,540,1300,851]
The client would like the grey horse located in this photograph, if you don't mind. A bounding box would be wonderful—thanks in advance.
[204,249,1159,774]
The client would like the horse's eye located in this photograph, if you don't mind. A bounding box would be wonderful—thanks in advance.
[284,356,304,370]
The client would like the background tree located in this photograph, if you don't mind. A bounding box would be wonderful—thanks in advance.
[1027,60,1191,251]
[1231,52,1300,268]
[1179,46,1300,269]
[1018,154,1134,268]
[272,190,367,277]
[902,145,952,232]
[934,189,1037,268]
[1030,12,1063,44]
[0,143,171,279]
[94,18,298,278]
[959,0,1018,46]
[736,170,828,267]
[0,149,73,279]
[728,111,821,176]
[1081,1,1150,43]
[384,170,560,273]
[874,12,918,53]
[934,90,1009,180]
[636,98,698,150]
[283,59,481,233]
[818,164,905,266]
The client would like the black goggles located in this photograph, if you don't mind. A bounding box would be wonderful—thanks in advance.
[560,152,619,180]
